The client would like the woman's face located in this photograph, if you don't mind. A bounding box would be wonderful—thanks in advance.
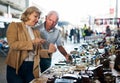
[26,12,40,26]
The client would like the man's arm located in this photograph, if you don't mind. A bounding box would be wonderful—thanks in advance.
[57,46,72,62]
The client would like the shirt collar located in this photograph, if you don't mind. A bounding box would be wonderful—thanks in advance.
[26,25,31,29]
[44,22,55,33]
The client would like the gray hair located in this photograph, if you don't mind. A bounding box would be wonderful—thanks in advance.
[47,11,59,20]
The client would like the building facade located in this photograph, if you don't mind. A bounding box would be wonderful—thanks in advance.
[0,0,29,19]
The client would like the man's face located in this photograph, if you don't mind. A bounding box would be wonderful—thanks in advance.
[46,14,58,30]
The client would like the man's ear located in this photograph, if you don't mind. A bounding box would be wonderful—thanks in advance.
[45,16,47,19]
[45,16,48,21]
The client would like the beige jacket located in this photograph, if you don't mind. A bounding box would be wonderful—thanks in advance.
[5,22,50,78]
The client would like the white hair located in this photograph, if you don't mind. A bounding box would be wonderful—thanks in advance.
[47,11,59,20]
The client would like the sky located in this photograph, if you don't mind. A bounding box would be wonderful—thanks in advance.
[32,0,118,25]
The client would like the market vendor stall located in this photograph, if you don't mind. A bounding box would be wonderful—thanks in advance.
[30,35,120,83]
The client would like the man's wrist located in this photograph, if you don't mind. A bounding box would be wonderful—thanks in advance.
[64,54,70,58]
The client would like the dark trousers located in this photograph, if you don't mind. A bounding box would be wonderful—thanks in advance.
[6,61,35,83]
[40,58,51,73]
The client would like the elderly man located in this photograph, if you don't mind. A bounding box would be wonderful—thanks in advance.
[36,11,72,72]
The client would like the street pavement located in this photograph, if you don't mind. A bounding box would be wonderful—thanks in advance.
[0,39,82,83]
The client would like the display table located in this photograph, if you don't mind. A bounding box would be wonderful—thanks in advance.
[30,38,120,83]
[30,63,114,83]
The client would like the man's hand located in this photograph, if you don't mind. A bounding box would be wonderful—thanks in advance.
[48,43,56,53]
[65,54,73,63]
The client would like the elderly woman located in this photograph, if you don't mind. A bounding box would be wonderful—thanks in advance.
[5,6,56,83]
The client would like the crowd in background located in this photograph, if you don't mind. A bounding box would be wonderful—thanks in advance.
[63,24,94,44]
[60,22,120,45]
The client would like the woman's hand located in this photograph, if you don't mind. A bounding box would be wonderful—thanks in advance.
[39,38,46,44]
[48,43,56,53]
[32,38,46,45]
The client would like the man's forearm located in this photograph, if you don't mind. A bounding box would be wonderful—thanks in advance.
[57,46,67,56]
[57,46,73,62]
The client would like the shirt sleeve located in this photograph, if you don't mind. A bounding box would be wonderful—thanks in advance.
[56,30,64,46]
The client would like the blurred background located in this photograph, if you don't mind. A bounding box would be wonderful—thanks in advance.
[0,0,120,36]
